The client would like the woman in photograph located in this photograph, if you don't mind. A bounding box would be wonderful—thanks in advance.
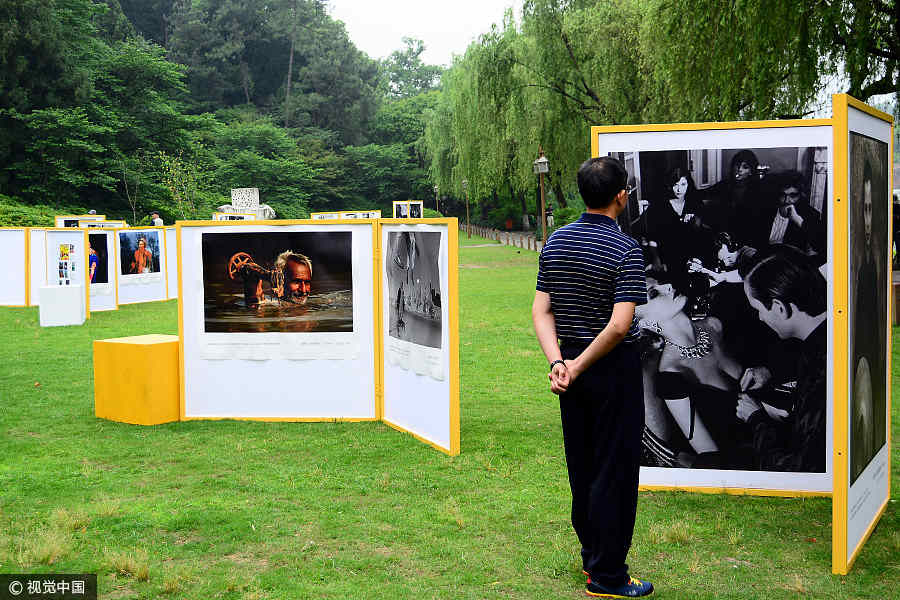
[636,277,746,468]
[130,236,153,274]
[701,150,764,243]
[88,241,98,282]
[643,167,708,283]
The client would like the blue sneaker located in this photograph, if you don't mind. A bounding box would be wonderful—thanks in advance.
[586,575,654,597]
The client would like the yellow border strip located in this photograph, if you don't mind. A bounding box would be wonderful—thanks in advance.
[844,95,894,123]
[176,224,186,421]
[0,227,29,307]
[448,222,460,455]
[640,484,830,498]
[82,229,91,318]
[24,227,30,306]
[374,220,384,420]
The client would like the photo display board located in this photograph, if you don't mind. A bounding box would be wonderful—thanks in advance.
[115,227,168,304]
[0,228,28,306]
[832,95,893,574]
[44,228,90,319]
[56,215,105,228]
[165,227,178,299]
[28,229,46,306]
[179,221,377,420]
[310,212,340,220]
[177,218,460,454]
[392,201,424,219]
[380,223,459,454]
[88,230,117,312]
[594,121,835,495]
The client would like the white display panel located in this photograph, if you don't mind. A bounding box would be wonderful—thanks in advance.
[115,227,168,304]
[55,214,104,227]
[165,227,178,299]
[843,104,892,565]
[88,230,117,312]
[180,222,376,419]
[28,229,46,306]
[597,124,834,493]
[44,229,88,321]
[0,229,27,305]
[381,223,457,453]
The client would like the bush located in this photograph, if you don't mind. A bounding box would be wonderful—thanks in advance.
[0,195,64,226]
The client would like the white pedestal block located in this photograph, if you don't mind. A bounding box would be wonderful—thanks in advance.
[38,285,86,327]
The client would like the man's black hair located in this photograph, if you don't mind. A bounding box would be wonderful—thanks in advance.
[745,245,826,317]
[577,157,627,209]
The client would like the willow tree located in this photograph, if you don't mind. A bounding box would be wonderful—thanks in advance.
[425,1,649,225]
[639,0,899,121]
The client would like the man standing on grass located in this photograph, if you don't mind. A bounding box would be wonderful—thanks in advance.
[532,157,653,598]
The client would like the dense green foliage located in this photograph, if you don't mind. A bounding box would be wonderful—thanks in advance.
[2,1,897,229]
[425,0,900,228]
[0,0,444,225]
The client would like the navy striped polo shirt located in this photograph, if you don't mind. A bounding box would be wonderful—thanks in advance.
[536,212,647,344]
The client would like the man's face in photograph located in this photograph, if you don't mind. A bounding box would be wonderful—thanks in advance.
[284,259,311,303]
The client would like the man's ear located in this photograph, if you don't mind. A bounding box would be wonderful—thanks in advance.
[616,188,628,207]
[770,298,789,318]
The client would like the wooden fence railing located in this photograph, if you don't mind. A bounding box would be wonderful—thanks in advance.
[459,224,543,252]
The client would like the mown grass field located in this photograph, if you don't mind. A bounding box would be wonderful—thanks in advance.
[0,233,897,599]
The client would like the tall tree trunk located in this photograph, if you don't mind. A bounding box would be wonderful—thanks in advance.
[284,36,295,128]
[519,190,529,231]
[241,62,251,105]
[551,170,567,208]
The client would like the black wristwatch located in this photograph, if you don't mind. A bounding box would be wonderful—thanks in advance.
[549,359,566,370]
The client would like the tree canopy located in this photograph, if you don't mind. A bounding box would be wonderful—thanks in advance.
[0,1,896,228]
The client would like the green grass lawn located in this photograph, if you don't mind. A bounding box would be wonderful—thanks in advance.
[1,235,897,599]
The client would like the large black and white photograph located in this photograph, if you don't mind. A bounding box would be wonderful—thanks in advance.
[201,231,353,334]
[384,228,445,380]
[848,133,889,485]
[610,146,829,474]
[387,231,442,348]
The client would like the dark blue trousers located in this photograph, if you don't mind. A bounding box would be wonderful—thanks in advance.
[559,342,644,586]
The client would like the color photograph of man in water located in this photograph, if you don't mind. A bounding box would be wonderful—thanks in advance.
[201,231,353,333]
[386,231,442,348]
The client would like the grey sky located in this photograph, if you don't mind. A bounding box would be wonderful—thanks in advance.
[326,0,518,66]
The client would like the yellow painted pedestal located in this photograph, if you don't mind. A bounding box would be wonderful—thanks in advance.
[94,334,180,425]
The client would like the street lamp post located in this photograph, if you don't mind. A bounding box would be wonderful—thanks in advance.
[434,184,439,214]
[462,179,470,238]
[533,147,550,244]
